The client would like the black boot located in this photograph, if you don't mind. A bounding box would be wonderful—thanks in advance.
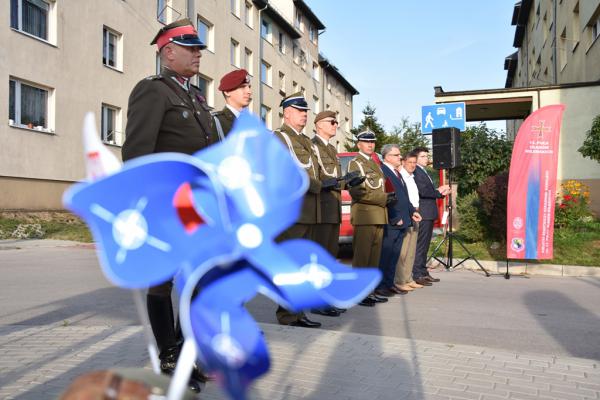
[146,294,178,372]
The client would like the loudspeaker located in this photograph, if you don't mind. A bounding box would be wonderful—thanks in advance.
[432,127,461,170]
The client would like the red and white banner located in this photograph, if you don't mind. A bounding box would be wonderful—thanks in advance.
[506,104,565,259]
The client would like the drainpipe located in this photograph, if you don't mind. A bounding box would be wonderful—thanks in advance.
[187,0,194,19]
[257,2,268,117]
[552,0,558,84]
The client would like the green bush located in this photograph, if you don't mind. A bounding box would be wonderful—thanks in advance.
[456,191,486,243]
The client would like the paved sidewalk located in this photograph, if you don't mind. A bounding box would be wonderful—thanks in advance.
[1,323,599,400]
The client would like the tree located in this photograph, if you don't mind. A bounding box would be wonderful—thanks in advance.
[453,123,513,196]
[345,104,394,153]
[389,117,430,156]
[578,114,600,164]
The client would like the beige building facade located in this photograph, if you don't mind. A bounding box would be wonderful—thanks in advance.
[1,0,357,210]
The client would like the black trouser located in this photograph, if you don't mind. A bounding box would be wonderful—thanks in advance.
[412,219,434,279]
[147,281,181,359]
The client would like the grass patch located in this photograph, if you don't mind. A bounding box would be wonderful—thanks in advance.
[430,220,600,267]
[0,211,92,242]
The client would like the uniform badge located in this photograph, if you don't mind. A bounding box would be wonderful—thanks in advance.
[182,110,189,119]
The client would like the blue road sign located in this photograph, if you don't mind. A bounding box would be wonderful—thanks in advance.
[421,102,466,134]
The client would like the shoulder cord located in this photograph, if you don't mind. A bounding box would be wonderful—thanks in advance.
[313,143,338,178]
[211,112,225,141]
[350,158,383,190]
[277,130,315,175]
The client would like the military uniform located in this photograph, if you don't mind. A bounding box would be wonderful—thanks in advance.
[122,67,216,160]
[348,152,388,268]
[121,19,212,392]
[312,134,342,256]
[212,106,237,139]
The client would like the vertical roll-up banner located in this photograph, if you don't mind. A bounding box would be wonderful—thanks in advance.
[506,104,565,259]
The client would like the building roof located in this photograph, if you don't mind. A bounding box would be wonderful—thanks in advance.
[318,54,359,95]
[511,0,532,48]
[293,0,326,30]
[253,0,302,39]
[504,51,518,88]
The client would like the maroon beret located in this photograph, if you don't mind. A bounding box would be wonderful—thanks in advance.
[218,69,251,92]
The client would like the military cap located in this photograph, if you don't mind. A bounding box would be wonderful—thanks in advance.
[280,92,309,110]
[218,69,251,92]
[356,130,376,142]
[151,19,207,50]
[314,110,337,124]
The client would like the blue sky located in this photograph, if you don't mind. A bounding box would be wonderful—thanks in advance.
[306,1,516,133]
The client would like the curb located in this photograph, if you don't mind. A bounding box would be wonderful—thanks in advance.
[430,258,600,277]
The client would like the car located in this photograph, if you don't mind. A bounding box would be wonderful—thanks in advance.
[436,107,446,116]
[337,152,444,247]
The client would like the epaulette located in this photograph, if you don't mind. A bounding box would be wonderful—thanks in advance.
[145,74,163,81]
[210,110,222,116]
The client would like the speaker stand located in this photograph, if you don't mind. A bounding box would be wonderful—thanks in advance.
[426,169,490,277]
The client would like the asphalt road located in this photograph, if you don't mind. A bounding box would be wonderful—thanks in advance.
[2,241,600,361]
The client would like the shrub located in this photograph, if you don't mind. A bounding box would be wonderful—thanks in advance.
[476,172,509,241]
[456,191,486,242]
[555,180,593,228]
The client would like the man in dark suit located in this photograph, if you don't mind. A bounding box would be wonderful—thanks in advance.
[212,69,252,139]
[411,147,450,286]
[121,19,214,391]
[376,144,421,297]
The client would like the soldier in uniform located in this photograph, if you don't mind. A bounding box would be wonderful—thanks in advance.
[348,131,392,307]
[272,93,337,328]
[121,19,214,392]
[212,69,252,139]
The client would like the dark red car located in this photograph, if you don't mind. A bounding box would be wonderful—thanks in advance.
[337,152,444,246]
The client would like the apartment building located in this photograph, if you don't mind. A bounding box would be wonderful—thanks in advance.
[1,0,357,209]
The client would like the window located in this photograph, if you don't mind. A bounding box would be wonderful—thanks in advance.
[261,61,272,86]
[103,27,121,69]
[230,39,240,67]
[571,2,580,51]
[292,81,298,92]
[260,105,271,129]
[559,27,567,70]
[244,2,253,28]
[155,53,162,75]
[293,44,299,64]
[300,86,305,96]
[10,0,50,41]
[261,19,272,42]
[312,62,320,81]
[157,0,166,23]
[592,15,600,43]
[313,95,320,114]
[231,0,240,17]
[197,74,214,107]
[278,32,286,54]
[345,117,350,133]
[309,26,318,44]
[278,71,286,94]
[9,78,50,131]
[197,17,214,52]
[345,91,350,105]
[101,104,122,145]
[325,103,330,110]
[299,50,307,70]
[244,48,253,75]
[294,10,303,31]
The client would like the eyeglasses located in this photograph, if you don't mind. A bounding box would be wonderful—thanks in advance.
[322,119,338,126]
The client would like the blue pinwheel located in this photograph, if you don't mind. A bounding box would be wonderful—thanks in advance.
[64,111,381,400]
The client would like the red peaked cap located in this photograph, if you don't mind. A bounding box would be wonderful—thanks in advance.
[218,69,251,92]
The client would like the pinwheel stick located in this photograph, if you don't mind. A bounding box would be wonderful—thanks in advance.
[132,290,161,374]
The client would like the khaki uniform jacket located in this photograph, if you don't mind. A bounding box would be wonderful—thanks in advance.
[212,106,236,139]
[274,124,322,224]
[122,68,216,161]
[348,154,388,225]
[312,136,342,224]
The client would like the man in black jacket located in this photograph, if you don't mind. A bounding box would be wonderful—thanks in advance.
[411,147,450,286]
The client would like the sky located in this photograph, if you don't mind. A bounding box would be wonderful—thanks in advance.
[305,1,516,133]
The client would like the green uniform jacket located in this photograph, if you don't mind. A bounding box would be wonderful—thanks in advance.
[274,124,322,224]
[312,136,342,224]
[122,68,216,161]
[348,154,388,225]
[212,106,236,139]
